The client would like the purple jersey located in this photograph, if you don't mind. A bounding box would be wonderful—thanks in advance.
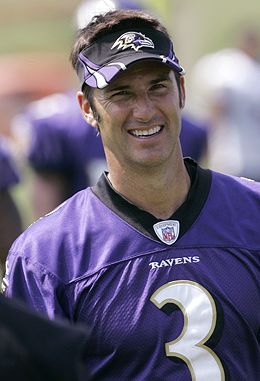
[0,139,20,191]
[21,91,106,195]
[4,161,260,380]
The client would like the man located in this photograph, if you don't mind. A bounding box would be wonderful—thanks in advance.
[0,294,89,380]
[0,138,22,273]
[3,10,259,380]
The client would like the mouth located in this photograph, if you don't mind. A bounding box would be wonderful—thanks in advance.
[128,125,163,138]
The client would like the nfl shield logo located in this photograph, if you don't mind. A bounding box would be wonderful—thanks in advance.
[153,220,180,245]
[162,226,175,241]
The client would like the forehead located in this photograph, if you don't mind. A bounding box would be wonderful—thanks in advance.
[107,60,174,87]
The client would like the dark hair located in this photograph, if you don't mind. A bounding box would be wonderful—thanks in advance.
[70,9,181,107]
[70,9,170,69]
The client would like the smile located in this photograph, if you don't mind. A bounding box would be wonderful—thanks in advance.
[129,126,163,137]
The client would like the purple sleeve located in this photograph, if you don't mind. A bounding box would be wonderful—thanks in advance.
[0,141,20,191]
[180,116,208,161]
[4,249,68,320]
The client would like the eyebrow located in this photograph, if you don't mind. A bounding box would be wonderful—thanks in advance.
[150,74,171,84]
[106,85,130,93]
[106,74,171,93]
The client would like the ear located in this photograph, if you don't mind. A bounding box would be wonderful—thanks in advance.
[77,91,98,128]
[179,76,186,109]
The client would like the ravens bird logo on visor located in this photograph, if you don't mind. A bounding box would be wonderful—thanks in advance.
[111,31,155,52]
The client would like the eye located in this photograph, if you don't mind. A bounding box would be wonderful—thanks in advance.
[110,90,131,100]
[150,83,167,92]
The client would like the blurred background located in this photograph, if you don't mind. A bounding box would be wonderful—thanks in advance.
[1,0,260,88]
[1,0,260,229]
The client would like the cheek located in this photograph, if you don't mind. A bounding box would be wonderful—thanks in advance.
[96,97,120,121]
[100,103,128,129]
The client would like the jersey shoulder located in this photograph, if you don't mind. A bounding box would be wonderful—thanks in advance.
[0,138,20,190]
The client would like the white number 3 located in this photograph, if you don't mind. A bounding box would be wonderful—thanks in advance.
[150,280,225,380]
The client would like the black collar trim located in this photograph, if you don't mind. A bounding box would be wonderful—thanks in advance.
[92,158,212,242]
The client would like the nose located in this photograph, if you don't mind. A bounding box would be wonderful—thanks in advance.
[132,94,155,122]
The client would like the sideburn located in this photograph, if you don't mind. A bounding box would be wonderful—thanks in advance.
[175,74,183,108]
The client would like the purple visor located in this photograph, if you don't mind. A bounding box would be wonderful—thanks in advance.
[76,27,185,89]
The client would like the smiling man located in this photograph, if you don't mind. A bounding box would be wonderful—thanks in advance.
[3,9,260,380]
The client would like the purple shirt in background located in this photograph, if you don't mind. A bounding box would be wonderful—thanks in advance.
[22,91,106,195]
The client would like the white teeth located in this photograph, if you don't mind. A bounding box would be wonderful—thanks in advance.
[131,126,162,137]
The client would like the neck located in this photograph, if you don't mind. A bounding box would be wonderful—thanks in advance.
[107,156,190,220]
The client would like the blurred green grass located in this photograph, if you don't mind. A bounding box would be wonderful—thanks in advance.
[0,0,79,54]
[1,0,260,66]
[0,19,73,54]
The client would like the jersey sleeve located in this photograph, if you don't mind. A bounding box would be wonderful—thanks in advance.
[0,140,20,191]
[180,116,208,161]
[3,248,68,320]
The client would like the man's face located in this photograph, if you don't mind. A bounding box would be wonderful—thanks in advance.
[86,60,185,171]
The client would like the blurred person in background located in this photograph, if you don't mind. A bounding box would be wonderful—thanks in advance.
[13,0,208,220]
[0,53,73,266]
[188,26,260,180]
[0,137,22,277]
[13,91,106,219]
